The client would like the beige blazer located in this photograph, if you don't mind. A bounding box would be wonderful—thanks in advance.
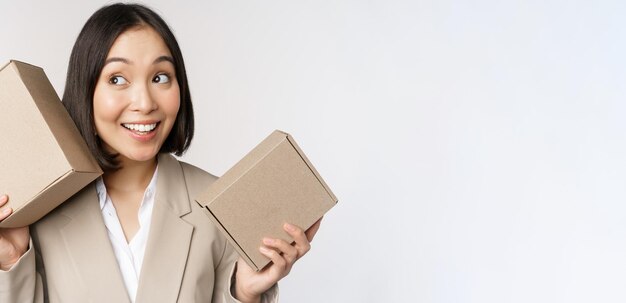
[0,153,277,303]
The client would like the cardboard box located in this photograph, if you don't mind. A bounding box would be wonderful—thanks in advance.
[196,130,337,271]
[0,60,102,228]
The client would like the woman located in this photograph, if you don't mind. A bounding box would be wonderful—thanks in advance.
[0,3,320,303]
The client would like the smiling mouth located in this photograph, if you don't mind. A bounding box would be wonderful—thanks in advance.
[122,122,160,134]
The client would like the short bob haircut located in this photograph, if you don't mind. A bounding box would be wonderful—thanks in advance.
[62,3,194,171]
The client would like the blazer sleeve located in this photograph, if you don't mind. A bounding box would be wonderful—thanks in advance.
[0,239,45,303]
[212,238,279,303]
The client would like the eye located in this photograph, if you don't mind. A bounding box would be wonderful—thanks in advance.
[109,75,128,85]
[153,73,170,84]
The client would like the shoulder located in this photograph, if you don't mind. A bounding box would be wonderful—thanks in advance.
[180,160,218,198]
[159,153,217,199]
[179,160,217,184]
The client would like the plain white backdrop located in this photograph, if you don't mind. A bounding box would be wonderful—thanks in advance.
[2,1,626,302]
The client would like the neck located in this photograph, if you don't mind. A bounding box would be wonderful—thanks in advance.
[103,155,158,193]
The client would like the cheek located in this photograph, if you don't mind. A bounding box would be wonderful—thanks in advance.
[162,86,181,119]
[93,85,125,125]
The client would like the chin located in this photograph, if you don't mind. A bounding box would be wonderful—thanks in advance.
[121,149,161,163]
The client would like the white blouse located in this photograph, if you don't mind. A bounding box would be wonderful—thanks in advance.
[95,167,158,303]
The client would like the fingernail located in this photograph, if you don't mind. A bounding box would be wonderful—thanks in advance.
[284,223,296,232]
[0,195,7,203]
[2,208,11,215]
[259,246,271,254]
[263,238,274,245]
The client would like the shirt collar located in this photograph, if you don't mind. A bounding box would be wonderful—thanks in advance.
[95,165,159,210]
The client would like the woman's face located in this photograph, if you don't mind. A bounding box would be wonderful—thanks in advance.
[93,25,180,164]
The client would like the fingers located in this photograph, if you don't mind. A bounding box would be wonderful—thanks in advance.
[262,237,298,264]
[0,195,12,221]
[259,245,289,275]
[257,220,323,278]
[283,223,311,258]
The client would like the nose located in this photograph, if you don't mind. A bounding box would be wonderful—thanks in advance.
[129,82,157,113]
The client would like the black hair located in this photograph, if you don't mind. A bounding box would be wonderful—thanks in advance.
[62,3,194,171]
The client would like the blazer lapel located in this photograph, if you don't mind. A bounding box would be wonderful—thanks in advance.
[59,184,131,303]
[135,154,194,303]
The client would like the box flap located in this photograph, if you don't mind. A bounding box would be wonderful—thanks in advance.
[196,202,258,269]
[0,169,101,228]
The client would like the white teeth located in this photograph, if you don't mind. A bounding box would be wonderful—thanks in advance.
[123,123,157,132]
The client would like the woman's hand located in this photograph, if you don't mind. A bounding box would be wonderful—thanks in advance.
[0,194,30,271]
[234,218,323,303]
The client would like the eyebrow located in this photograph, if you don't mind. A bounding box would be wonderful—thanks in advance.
[103,55,174,67]
[154,55,174,65]
[104,57,130,66]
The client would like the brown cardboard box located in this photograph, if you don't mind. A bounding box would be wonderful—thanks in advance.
[0,60,102,228]
[196,130,337,271]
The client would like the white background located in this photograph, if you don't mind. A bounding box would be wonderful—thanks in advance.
[2,1,626,302]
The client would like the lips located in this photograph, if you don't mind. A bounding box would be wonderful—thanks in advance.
[122,122,158,133]
[120,121,161,142]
